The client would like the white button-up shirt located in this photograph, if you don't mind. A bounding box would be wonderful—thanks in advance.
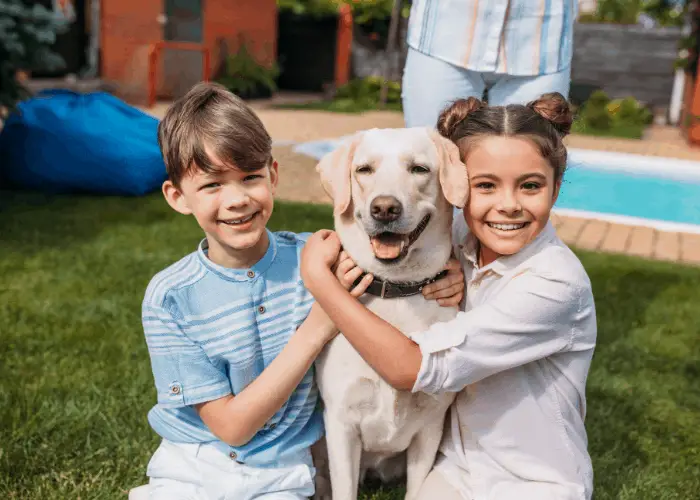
[411,216,596,500]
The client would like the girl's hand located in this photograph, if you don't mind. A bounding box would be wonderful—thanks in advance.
[333,250,374,297]
[422,258,465,307]
[301,230,372,296]
[301,230,342,290]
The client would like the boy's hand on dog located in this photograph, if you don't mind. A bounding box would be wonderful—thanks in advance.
[422,257,465,307]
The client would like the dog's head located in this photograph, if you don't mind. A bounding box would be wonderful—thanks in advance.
[317,127,468,282]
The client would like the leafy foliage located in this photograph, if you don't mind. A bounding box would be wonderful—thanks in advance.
[0,0,65,111]
[578,0,685,26]
[573,91,654,139]
[216,38,280,100]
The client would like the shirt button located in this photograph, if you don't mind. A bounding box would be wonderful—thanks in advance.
[258,305,265,314]
[229,451,237,460]
[247,270,255,279]
[171,385,181,394]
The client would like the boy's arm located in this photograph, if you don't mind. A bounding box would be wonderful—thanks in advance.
[196,256,373,448]
[194,304,334,447]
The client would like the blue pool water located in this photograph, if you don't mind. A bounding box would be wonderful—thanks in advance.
[291,139,700,228]
[558,162,700,226]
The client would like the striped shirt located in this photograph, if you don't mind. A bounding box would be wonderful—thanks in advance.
[142,230,322,467]
[407,0,578,76]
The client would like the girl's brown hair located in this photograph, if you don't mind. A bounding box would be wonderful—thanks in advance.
[436,92,573,182]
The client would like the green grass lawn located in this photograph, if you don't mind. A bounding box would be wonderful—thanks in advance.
[2,192,699,499]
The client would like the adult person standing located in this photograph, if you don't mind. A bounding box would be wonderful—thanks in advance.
[401,0,577,127]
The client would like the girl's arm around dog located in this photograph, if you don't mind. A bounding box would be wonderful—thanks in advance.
[301,230,424,391]
[301,229,592,394]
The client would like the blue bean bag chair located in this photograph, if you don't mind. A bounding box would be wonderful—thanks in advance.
[0,89,166,196]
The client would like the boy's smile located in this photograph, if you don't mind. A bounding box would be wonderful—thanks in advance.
[162,149,279,269]
[464,136,559,267]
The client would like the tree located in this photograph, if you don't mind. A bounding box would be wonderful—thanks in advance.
[0,0,65,112]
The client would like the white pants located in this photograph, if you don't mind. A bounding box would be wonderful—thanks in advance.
[402,47,572,128]
[145,439,316,500]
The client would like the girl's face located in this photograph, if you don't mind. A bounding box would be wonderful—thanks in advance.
[463,136,560,267]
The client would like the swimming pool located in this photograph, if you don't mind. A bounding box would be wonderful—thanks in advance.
[289,139,700,234]
[558,149,700,233]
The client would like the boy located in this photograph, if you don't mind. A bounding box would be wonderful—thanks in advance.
[132,82,462,500]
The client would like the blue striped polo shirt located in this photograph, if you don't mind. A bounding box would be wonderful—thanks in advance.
[142,230,322,467]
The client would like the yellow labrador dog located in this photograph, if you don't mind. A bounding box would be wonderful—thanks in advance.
[312,127,469,500]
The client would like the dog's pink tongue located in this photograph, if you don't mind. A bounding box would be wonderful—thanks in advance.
[370,236,403,260]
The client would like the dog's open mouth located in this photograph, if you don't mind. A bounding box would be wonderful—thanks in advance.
[369,214,431,262]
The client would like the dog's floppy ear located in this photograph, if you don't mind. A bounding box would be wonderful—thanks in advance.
[429,129,469,209]
[316,133,361,216]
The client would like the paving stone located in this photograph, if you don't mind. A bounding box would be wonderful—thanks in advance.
[627,227,655,258]
[654,231,681,262]
[556,217,587,245]
[576,219,609,250]
[600,223,632,253]
[680,233,700,264]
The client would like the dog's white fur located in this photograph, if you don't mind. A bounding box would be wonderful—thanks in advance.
[313,127,469,500]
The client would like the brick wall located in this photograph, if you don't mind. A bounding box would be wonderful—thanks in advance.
[205,0,277,76]
[101,0,277,104]
[101,0,162,102]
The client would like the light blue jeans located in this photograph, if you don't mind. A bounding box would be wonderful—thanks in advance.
[402,47,572,128]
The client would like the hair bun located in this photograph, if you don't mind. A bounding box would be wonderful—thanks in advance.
[437,97,485,139]
[527,92,573,137]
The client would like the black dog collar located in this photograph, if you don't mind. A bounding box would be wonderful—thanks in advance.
[353,270,449,299]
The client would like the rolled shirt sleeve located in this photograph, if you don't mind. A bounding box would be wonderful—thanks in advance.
[143,304,231,408]
[411,270,584,395]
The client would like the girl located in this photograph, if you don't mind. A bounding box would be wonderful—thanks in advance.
[301,93,597,500]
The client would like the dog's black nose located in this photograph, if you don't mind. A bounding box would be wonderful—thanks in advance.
[370,196,402,222]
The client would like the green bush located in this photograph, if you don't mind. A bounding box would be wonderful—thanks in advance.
[336,76,401,105]
[0,0,65,110]
[276,0,410,22]
[274,76,403,113]
[614,96,653,125]
[276,0,343,17]
[582,105,614,130]
[573,90,652,139]
[216,39,279,100]
[578,0,685,26]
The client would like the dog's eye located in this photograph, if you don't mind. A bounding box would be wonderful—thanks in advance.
[410,165,430,174]
[356,165,373,174]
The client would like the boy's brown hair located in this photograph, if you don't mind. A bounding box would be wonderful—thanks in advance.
[157,82,272,187]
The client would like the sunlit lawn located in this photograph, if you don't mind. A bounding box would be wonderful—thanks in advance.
[1,192,699,499]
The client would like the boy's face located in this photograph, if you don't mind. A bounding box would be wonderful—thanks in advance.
[163,150,278,268]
